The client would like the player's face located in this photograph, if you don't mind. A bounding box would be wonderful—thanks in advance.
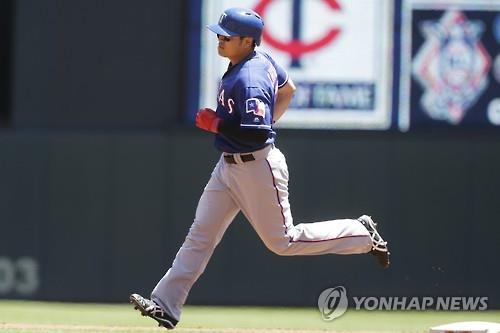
[216,34,254,64]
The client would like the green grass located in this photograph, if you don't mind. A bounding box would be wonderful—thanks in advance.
[0,300,499,333]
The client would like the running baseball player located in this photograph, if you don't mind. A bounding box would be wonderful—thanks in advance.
[130,7,390,329]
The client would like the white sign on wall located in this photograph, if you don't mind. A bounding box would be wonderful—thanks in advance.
[200,0,394,129]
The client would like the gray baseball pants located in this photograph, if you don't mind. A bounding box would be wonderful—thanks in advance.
[151,144,372,320]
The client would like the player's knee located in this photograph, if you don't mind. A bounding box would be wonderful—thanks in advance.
[265,241,291,256]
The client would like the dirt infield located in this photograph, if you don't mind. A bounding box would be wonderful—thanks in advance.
[0,324,154,331]
[0,323,383,333]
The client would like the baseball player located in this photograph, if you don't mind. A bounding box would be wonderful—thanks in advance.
[130,7,390,330]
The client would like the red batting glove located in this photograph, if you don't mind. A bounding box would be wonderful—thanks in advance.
[195,108,220,133]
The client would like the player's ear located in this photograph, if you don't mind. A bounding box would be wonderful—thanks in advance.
[243,36,253,48]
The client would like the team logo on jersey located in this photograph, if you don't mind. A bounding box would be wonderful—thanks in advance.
[412,10,491,124]
[246,98,266,117]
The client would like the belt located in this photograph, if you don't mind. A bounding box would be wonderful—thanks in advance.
[223,153,255,164]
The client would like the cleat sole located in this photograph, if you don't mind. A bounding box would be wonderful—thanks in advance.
[129,293,176,330]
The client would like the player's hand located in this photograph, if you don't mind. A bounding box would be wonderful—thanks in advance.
[195,108,220,133]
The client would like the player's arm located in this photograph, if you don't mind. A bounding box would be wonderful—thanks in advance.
[273,78,296,123]
[195,108,268,143]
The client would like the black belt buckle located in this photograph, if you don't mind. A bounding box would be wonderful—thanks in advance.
[224,153,255,164]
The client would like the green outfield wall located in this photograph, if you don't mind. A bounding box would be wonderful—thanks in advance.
[1,131,499,307]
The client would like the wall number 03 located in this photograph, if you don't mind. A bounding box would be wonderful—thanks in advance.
[0,257,39,295]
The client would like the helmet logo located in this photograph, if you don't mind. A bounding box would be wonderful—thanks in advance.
[219,13,227,24]
[254,0,342,68]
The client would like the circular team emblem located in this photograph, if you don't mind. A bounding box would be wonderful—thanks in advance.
[254,0,342,67]
[412,10,491,124]
[317,286,348,321]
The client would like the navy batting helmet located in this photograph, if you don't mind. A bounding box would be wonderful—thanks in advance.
[207,8,264,46]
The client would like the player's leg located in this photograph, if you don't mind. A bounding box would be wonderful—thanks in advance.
[149,159,239,322]
[228,146,373,256]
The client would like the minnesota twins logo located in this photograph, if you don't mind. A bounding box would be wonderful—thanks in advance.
[254,0,342,68]
[412,10,491,124]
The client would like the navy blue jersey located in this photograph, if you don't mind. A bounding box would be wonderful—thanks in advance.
[214,50,288,153]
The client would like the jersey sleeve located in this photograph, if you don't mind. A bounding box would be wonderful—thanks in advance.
[262,52,288,88]
[236,86,273,130]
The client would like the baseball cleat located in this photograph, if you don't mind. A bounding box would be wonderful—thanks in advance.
[129,293,177,330]
[358,215,390,268]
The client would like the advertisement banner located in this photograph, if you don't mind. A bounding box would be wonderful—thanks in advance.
[199,0,394,129]
[399,0,500,130]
